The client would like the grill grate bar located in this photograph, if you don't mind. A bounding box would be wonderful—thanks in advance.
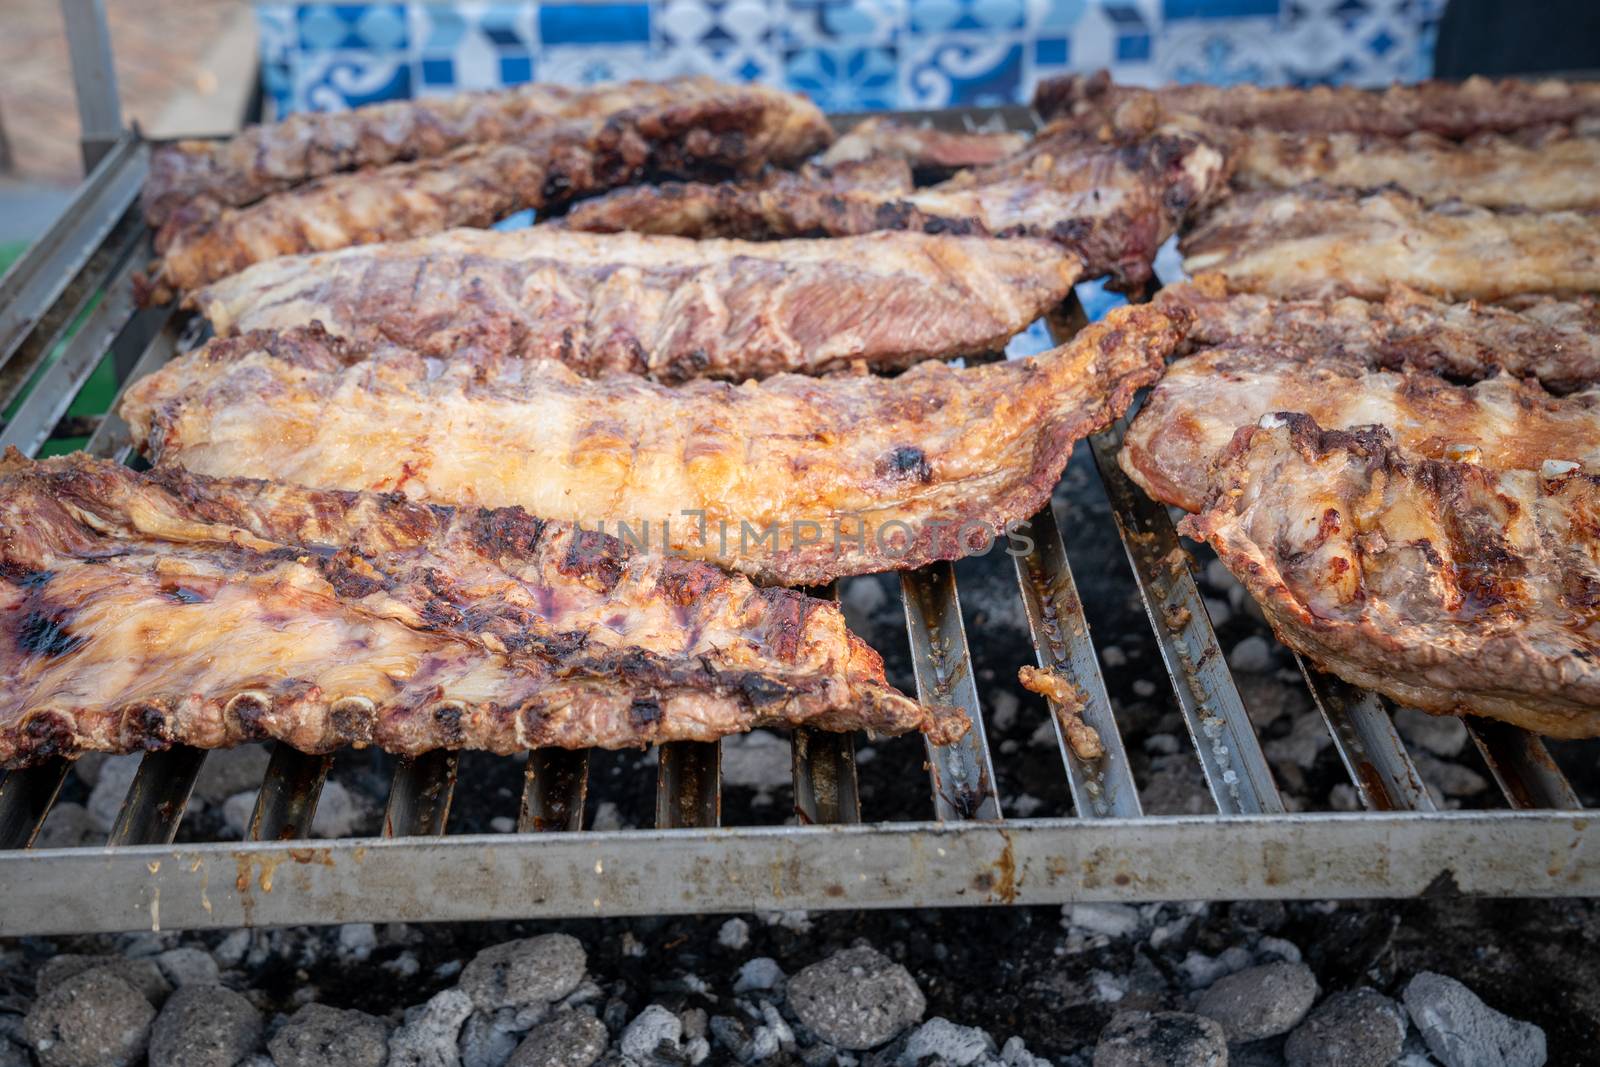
[0,248,165,456]
[0,135,145,371]
[84,314,190,462]
[249,745,332,841]
[0,762,71,850]
[384,752,458,836]
[1298,660,1436,812]
[107,746,208,846]
[1012,503,1143,818]
[792,582,861,825]
[1465,719,1581,810]
[656,742,722,828]
[902,565,1002,821]
[1085,420,1285,815]
[519,749,590,832]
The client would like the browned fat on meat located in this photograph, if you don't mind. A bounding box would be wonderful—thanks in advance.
[120,305,1187,587]
[0,451,958,769]
[192,228,1084,383]
[1180,414,1600,739]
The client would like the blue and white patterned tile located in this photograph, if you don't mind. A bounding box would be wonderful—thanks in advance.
[901,36,1023,107]
[784,43,900,108]
[291,49,413,111]
[539,44,660,84]
[778,0,906,48]
[656,0,775,47]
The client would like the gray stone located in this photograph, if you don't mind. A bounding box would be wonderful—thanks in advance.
[154,948,220,989]
[898,1018,995,1066]
[34,802,97,850]
[193,745,271,804]
[787,946,925,1051]
[390,989,474,1067]
[1093,1011,1227,1067]
[508,1012,608,1067]
[0,1036,30,1067]
[37,955,171,1007]
[1196,962,1319,1043]
[1285,989,1405,1067]
[1414,753,1488,798]
[220,792,257,839]
[1403,972,1547,1067]
[1264,713,1332,771]
[1394,708,1469,758]
[1229,636,1273,673]
[71,752,110,788]
[338,924,379,961]
[269,1003,390,1067]
[620,1005,682,1061]
[25,969,156,1067]
[85,755,142,832]
[461,936,587,1013]
[148,985,263,1067]
[212,929,252,969]
[310,781,358,838]
[708,1015,776,1065]
[733,958,785,995]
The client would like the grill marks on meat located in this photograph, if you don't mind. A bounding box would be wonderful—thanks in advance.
[0,451,952,769]
[145,87,834,298]
[1120,344,1600,514]
[1034,69,1600,137]
[562,119,1230,291]
[1180,416,1600,738]
[119,306,1184,587]
[1233,125,1600,211]
[194,228,1082,382]
[1183,186,1600,301]
[816,118,1027,181]
[1161,275,1600,394]
[142,77,831,227]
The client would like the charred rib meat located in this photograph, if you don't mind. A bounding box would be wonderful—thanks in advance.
[1035,70,1600,137]
[1160,274,1600,394]
[1121,343,1600,514]
[194,228,1083,382]
[816,117,1028,181]
[142,77,830,228]
[120,306,1184,587]
[1183,186,1600,300]
[1180,416,1600,738]
[562,118,1229,291]
[0,451,953,770]
[1233,125,1600,211]
[147,88,833,298]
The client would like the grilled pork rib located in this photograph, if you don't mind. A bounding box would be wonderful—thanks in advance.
[1233,126,1600,211]
[1120,344,1600,514]
[1160,274,1600,394]
[0,452,952,770]
[561,118,1229,291]
[816,118,1028,181]
[194,228,1083,382]
[120,306,1184,587]
[142,77,831,227]
[1034,70,1600,137]
[1180,416,1600,739]
[146,87,833,298]
[1183,186,1600,301]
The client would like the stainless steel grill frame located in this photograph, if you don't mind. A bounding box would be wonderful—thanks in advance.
[0,95,1595,937]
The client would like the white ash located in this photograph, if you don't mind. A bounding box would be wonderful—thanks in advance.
[1100,645,1128,668]
[720,731,791,804]
[590,802,627,832]
[1143,733,1181,756]
[308,781,359,837]
[1264,712,1333,772]
[1132,679,1157,698]
[192,745,272,804]
[733,958,786,995]
[1414,753,1489,798]
[1064,903,1144,941]
[1179,946,1255,990]
[1202,596,1233,628]
[490,816,516,833]
[757,910,813,933]
[1090,971,1128,1004]
[899,1017,996,1065]
[1229,635,1274,673]
[717,918,751,952]
[989,689,1021,732]
[337,923,378,961]
[1007,793,1045,818]
[620,1004,683,1061]
[86,755,143,833]
[389,988,474,1067]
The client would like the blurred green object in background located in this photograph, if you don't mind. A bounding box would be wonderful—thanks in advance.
[0,238,120,456]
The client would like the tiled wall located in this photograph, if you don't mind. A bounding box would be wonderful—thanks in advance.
[256,0,1445,115]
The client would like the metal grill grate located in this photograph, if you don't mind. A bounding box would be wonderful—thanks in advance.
[0,109,1595,937]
